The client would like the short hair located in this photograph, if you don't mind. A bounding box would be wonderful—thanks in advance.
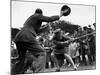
[39,37,44,42]
[35,8,43,14]
[88,25,91,27]
[83,26,88,30]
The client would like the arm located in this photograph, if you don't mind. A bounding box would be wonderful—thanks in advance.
[38,9,67,22]
[53,39,70,47]
[39,15,60,22]
[61,37,72,45]
[53,40,64,45]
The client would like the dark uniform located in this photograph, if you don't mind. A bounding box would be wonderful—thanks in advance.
[12,9,59,74]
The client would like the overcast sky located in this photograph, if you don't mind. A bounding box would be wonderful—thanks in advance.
[11,1,95,28]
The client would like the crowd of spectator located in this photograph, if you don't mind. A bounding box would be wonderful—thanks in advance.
[11,22,96,72]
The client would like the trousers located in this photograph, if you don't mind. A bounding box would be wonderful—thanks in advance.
[11,41,46,75]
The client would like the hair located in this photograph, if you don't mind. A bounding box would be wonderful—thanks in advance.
[83,26,88,30]
[35,8,43,14]
[39,37,44,42]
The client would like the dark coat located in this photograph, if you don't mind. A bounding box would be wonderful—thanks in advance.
[14,13,59,43]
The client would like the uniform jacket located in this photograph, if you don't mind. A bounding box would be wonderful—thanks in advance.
[14,13,59,44]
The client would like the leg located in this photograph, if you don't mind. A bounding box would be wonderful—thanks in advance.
[50,54,55,68]
[64,53,77,70]
[51,53,60,71]
[11,42,27,75]
[28,44,46,73]
[82,54,87,65]
[46,52,51,68]
[32,55,46,73]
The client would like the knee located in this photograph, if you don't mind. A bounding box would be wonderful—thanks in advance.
[64,54,70,57]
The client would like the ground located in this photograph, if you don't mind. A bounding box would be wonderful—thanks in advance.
[25,62,96,74]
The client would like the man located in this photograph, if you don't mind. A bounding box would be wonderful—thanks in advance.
[11,8,64,75]
[79,26,88,65]
[87,26,95,64]
[52,29,77,71]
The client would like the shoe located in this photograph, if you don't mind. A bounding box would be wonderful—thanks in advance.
[73,65,77,71]
[55,68,60,72]
[76,63,80,67]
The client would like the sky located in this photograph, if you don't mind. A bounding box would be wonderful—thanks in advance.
[11,0,96,29]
